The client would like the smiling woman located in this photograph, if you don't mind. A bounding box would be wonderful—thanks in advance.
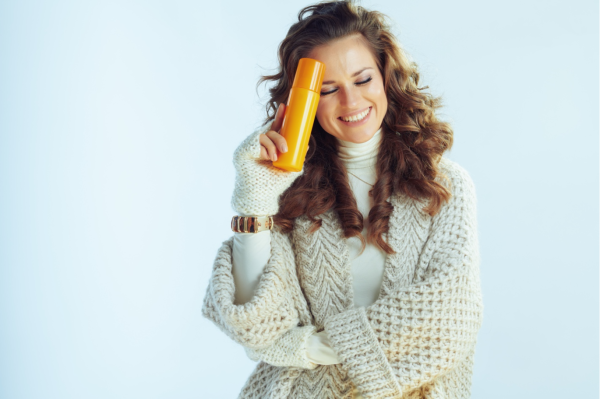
[202,1,483,398]
[309,34,388,143]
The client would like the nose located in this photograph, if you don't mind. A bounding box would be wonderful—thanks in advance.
[338,84,361,108]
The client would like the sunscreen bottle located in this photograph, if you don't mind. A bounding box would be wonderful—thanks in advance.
[273,58,326,172]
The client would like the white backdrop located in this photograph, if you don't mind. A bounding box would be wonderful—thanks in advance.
[0,0,597,398]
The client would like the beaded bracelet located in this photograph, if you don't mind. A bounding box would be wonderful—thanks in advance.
[231,216,274,233]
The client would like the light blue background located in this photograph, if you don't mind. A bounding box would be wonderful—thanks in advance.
[1,0,597,398]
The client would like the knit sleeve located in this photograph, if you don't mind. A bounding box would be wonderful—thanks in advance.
[202,227,312,350]
[323,161,484,398]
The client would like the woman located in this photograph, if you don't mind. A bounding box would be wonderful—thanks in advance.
[202,1,483,398]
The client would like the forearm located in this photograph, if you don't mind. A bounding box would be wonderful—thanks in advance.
[233,230,340,365]
[233,227,339,366]
[325,270,483,397]
[245,328,341,369]
[232,230,272,304]
[202,231,306,349]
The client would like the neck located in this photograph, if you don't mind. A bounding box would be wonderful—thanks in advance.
[335,128,382,170]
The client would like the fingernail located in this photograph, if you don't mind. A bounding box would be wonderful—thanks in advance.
[282,144,288,153]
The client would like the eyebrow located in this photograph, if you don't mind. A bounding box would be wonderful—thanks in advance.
[322,67,373,85]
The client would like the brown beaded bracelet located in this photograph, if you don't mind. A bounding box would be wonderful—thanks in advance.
[231,216,274,233]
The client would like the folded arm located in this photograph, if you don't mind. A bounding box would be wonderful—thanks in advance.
[202,228,312,350]
[324,162,484,398]
[230,228,340,368]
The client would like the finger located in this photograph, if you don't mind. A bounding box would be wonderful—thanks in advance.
[259,145,270,161]
[265,130,288,153]
[259,133,278,162]
[271,103,286,133]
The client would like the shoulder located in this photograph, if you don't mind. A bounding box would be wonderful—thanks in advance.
[430,157,478,223]
[437,156,477,204]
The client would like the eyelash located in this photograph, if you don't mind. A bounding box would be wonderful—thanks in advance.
[320,76,373,96]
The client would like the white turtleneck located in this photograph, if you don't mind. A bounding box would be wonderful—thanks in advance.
[231,128,387,371]
[336,128,387,307]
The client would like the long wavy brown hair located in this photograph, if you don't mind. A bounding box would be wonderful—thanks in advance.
[257,0,453,255]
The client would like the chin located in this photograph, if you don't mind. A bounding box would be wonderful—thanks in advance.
[321,121,376,143]
[341,127,376,143]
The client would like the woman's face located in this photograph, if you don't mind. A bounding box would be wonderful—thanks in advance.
[306,33,388,144]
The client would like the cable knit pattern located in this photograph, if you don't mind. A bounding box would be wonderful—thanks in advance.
[288,364,354,398]
[231,123,305,216]
[201,157,483,398]
[293,210,355,330]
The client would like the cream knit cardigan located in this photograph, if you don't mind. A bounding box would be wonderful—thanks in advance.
[202,156,484,398]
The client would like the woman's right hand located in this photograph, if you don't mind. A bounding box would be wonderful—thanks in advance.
[259,103,288,162]
[259,104,310,161]
[231,103,306,217]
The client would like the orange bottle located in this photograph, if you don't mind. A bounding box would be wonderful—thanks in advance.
[273,58,326,172]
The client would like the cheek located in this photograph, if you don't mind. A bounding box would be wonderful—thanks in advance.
[316,102,335,125]
[369,82,387,111]
[368,82,385,101]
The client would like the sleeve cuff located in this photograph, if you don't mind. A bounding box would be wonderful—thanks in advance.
[245,325,318,370]
[306,330,341,365]
[324,307,402,398]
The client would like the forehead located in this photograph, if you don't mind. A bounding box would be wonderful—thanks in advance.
[306,34,377,79]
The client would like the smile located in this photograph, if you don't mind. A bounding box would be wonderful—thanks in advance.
[338,107,372,125]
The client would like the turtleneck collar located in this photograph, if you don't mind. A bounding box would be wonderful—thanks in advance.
[335,127,382,170]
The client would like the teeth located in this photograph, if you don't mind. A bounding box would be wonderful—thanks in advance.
[341,108,370,122]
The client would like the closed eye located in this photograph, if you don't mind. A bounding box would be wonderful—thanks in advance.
[321,76,373,96]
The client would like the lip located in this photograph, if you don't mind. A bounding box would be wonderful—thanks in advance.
[337,106,372,127]
[338,106,371,119]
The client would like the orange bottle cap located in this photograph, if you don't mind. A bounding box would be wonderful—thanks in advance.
[292,58,326,94]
